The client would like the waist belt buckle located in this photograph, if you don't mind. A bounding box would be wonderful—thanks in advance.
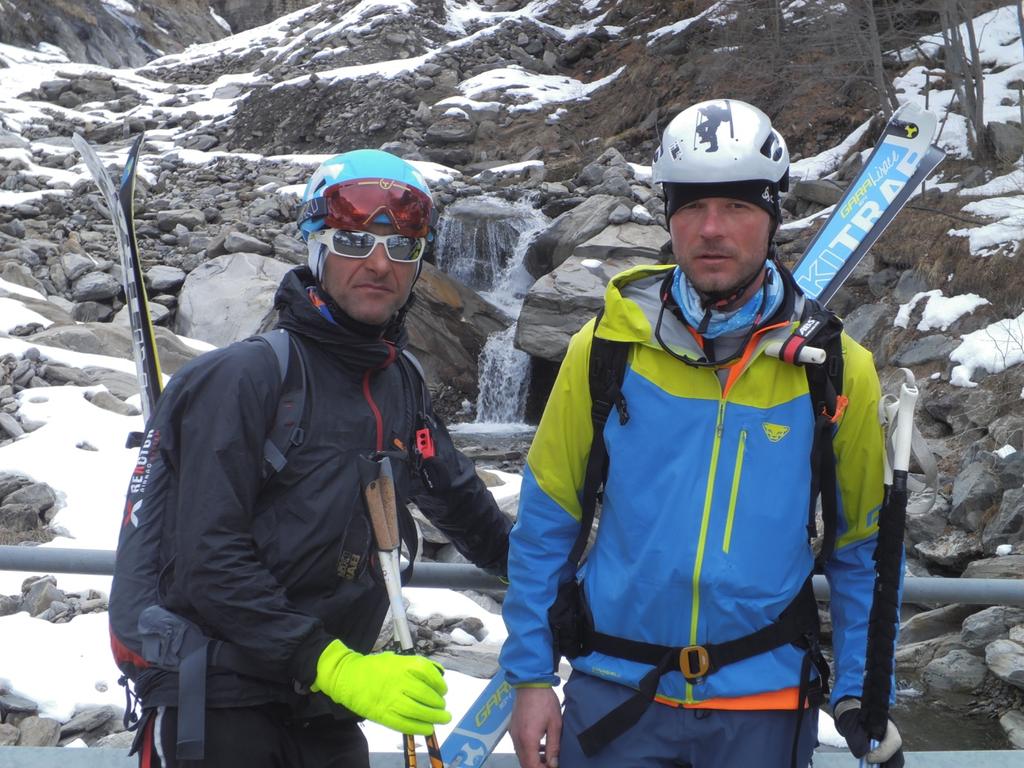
[678,645,710,681]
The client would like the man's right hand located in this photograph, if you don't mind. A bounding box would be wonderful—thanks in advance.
[510,686,562,768]
[311,639,450,735]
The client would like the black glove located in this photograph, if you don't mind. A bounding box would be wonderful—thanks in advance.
[834,697,904,768]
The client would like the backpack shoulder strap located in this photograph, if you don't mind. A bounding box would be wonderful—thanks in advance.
[572,312,631,567]
[254,329,308,481]
[793,300,846,569]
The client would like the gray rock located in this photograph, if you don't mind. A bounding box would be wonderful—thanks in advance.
[524,195,624,277]
[792,178,845,206]
[574,223,669,262]
[5,483,56,517]
[901,604,979,645]
[841,303,890,345]
[987,121,1024,165]
[0,262,45,295]
[982,487,1024,555]
[913,528,983,570]
[175,253,289,347]
[962,606,1024,653]
[22,577,64,617]
[607,204,632,225]
[425,116,476,144]
[896,632,963,674]
[84,389,141,417]
[59,704,119,737]
[72,301,115,323]
[921,649,989,697]
[59,251,97,284]
[71,271,120,302]
[272,233,306,265]
[963,554,1024,580]
[14,715,60,747]
[0,411,24,439]
[517,254,657,362]
[999,709,1024,749]
[430,644,500,678]
[146,265,187,293]
[0,503,39,531]
[92,730,136,749]
[985,638,1024,689]
[575,162,604,187]
[891,334,959,368]
[589,174,632,199]
[224,232,273,255]
[0,691,38,715]
[950,462,1001,532]
[893,269,930,303]
[0,722,18,746]
[26,322,198,378]
[112,300,170,328]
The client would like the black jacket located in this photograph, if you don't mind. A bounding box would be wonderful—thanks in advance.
[130,267,510,713]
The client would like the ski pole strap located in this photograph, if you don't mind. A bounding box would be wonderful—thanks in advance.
[575,579,826,756]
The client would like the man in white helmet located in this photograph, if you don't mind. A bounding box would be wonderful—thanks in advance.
[501,100,901,768]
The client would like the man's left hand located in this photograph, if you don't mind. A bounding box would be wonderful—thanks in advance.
[834,697,904,767]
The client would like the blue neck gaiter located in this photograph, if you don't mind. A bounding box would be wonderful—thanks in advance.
[671,260,783,339]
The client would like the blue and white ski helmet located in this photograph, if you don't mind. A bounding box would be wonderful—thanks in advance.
[297,149,433,280]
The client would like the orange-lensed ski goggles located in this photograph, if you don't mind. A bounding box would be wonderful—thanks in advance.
[298,179,432,238]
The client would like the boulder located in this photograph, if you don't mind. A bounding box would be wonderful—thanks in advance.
[175,253,290,347]
[950,461,1001,532]
[921,649,989,698]
[406,263,511,397]
[962,606,1024,653]
[574,223,669,263]
[27,322,200,375]
[516,254,658,362]
[985,638,1024,689]
[523,195,624,277]
[963,554,1024,580]
[982,487,1024,555]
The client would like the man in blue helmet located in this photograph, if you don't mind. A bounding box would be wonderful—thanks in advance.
[113,149,511,767]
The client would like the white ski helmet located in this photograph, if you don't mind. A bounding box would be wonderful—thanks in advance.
[652,99,789,223]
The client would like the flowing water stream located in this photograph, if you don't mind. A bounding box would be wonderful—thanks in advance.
[435,196,548,425]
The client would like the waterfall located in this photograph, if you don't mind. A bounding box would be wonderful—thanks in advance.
[434,196,548,424]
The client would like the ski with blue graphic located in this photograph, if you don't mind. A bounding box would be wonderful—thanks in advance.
[792,102,944,304]
[440,672,515,767]
[73,132,163,423]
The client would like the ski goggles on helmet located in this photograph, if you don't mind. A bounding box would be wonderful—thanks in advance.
[298,179,432,238]
[309,228,427,263]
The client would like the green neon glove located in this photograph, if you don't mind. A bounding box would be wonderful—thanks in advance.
[310,639,450,735]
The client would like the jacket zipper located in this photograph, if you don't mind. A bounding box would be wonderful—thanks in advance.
[722,429,747,554]
[362,345,397,453]
[688,399,726,700]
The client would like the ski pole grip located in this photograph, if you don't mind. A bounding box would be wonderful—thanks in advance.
[365,459,400,552]
[764,340,827,365]
[893,369,918,474]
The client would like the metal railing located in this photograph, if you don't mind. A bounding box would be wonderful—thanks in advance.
[0,747,1022,767]
[1,545,1024,606]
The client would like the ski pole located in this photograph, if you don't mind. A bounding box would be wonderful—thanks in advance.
[859,368,918,767]
[364,456,444,768]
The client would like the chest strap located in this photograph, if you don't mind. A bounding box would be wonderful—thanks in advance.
[574,578,829,757]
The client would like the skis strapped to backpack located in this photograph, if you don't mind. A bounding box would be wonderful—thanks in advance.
[73,132,163,429]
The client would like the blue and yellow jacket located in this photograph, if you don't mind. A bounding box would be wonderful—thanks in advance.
[501,264,886,709]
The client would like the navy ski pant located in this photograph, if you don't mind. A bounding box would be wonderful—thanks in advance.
[559,672,819,768]
[136,704,370,768]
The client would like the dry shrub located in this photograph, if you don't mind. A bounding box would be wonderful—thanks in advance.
[0,528,55,546]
